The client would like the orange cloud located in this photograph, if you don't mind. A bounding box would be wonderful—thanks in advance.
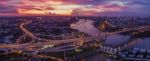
[17,0,75,15]
[17,9,72,15]
[50,9,72,15]
[16,0,124,16]
[17,9,48,14]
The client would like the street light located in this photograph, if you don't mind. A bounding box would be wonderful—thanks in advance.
[75,48,83,52]
[43,44,54,49]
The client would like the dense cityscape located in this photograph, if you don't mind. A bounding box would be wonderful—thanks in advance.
[0,16,149,61]
[0,0,150,61]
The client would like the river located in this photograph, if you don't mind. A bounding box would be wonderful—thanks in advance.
[83,34,150,61]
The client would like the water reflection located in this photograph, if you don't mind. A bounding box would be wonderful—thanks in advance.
[84,34,150,61]
[132,38,150,49]
[84,34,130,61]
[104,34,130,47]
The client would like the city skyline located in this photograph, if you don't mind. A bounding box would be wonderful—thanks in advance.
[0,0,150,16]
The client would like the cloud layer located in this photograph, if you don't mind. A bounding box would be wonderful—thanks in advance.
[0,0,150,16]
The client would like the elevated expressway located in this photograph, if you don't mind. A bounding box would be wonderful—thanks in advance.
[0,20,150,52]
[0,20,150,61]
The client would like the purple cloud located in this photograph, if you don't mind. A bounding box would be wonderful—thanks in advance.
[0,0,149,16]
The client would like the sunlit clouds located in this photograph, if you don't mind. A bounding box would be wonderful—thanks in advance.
[17,0,84,15]
[16,0,124,15]
[0,0,149,16]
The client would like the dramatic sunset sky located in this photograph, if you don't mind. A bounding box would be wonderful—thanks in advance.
[0,0,150,16]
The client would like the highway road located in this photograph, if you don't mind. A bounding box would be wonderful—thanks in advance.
[0,20,150,51]
[0,20,150,60]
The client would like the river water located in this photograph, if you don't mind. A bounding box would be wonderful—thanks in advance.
[83,34,150,61]
[131,38,150,49]
[104,34,130,47]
